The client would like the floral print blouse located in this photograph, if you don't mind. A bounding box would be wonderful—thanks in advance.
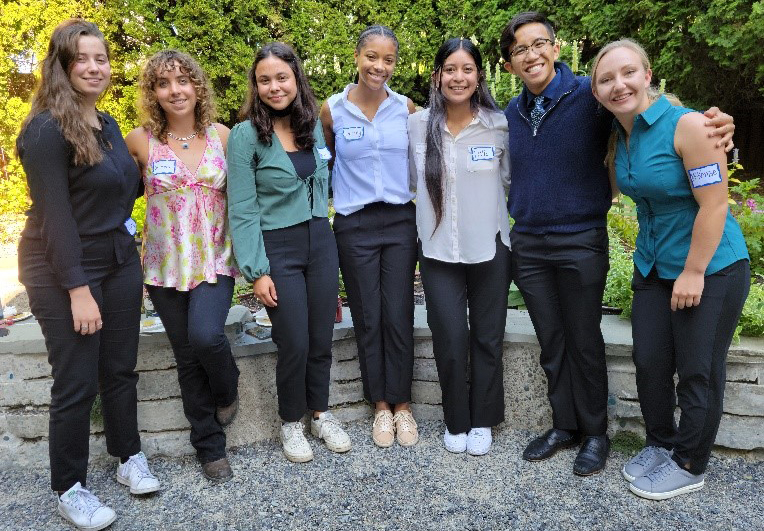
[142,125,237,290]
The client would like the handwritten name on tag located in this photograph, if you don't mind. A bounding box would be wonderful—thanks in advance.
[342,127,364,141]
[152,159,176,175]
[124,218,137,236]
[688,163,722,188]
[469,146,495,161]
[317,147,332,160]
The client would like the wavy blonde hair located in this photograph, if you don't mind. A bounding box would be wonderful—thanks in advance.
[591,39,682,178]
[137,50,215,143]
[18,19,110,166]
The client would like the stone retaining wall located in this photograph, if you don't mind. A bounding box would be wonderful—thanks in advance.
[2,306,762,469]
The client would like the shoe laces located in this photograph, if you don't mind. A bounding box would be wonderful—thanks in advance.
[283,421,304,437]
[632,446,660,467]
[66,486,104,517]
[646,459,678,483]
[373,411,394,432]
[393,411,417,434]
[316,413,344,437]
[126,451,155,480]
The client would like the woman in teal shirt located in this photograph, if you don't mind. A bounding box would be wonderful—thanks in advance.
[227,42,351,463]
[591,39,749,501]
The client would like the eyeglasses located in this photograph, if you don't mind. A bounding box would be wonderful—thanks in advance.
[509,38,554,59]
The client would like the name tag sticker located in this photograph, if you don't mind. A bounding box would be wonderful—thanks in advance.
[152,159,176,175]
[469,146,495,161]
[317,147,332,160]
[688,163,722,188]
[342,127,364,141]
[124,218,137,236]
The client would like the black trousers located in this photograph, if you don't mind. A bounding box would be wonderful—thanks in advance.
[510,227,610,436]
[263,218,339,422]
[419,236,510,434]
[20,236,142,491]
[146,275,239,464]
[631,260,750,474]
[333,202,417,404]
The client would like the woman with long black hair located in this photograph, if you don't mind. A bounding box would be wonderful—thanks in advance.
[409,38,511,456]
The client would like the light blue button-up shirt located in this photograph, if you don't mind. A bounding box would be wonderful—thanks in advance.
[614,95,748,279]
[326,84,414,215]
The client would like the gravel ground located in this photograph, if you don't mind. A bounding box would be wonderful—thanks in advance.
[2,421,762,531]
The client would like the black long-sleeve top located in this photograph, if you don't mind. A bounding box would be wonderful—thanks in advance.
[17,110,142,289]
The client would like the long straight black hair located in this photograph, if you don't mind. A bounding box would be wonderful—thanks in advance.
[239,42,318,150]
[424,38,498,233]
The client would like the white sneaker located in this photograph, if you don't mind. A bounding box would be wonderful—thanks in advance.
[116,451,160,494]
[311,411,351,453]
[466,427,492,456]
[444,428,467,453]
[58,482,116,531]
[281,421,314,463]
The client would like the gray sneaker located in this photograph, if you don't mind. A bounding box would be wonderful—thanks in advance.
[629,459,705,500]
[622,446,672,482]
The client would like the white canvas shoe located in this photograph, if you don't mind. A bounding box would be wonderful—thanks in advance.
[444,428,467,453]
[466,427,492,456]
[116,451,160,494]
[311,411,351,453]
[281,421,314,463]
[58,482,116,531]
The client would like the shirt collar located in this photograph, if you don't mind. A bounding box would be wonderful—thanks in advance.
[341,83,401,107]
[613,94,673,139]
[527,67,562,107]
[638,94,672,126]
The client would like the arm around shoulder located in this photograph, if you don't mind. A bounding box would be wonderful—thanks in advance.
[125,127,149,172]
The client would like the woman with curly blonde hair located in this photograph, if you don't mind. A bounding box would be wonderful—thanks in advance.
[126,50,239,482]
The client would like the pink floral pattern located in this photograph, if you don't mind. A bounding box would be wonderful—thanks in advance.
[142,126,238,291]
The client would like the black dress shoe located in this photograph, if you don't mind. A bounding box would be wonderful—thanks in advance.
[573,435,610,476]
[523,428,580,461]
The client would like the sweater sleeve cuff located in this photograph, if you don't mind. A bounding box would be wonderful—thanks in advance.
[58,265,89,291]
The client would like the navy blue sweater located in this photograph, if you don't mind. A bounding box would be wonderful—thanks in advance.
[505,62,613,234]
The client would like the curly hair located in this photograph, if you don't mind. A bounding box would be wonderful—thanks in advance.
[137,50,216,143]
[239,42,317,150]
[18,19,110,166]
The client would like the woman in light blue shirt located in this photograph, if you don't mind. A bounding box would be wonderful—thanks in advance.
[591,39,749,501]
[320,25,419,448]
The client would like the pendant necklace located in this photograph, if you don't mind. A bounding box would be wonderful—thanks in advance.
[167,130,198,149]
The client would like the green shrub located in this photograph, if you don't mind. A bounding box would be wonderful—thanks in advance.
[604,227,635,318]
[738,280,764,338]
[729,175,763,278]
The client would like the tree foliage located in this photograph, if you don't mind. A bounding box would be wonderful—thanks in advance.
[1,0,762,216]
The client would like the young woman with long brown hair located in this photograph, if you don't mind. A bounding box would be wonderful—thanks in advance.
[227,42,351,463]
[16,19,158,530]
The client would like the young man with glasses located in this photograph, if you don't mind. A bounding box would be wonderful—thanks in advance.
[499,11,735,476]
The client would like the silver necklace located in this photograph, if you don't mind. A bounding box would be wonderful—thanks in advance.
[167,130,198,149]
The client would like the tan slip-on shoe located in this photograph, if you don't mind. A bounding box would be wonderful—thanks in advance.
[393,409,419,447]
[372,410,395,448]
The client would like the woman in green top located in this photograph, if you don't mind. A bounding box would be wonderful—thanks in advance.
[227,42,351,463]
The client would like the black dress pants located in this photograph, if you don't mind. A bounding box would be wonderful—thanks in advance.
[333,202,417,404]
[631,260,750,475]
[510,227,610,436]
[419,236,510,434]
[263,217,339,422]
[21,236,142,491]
[146,275,239,464]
